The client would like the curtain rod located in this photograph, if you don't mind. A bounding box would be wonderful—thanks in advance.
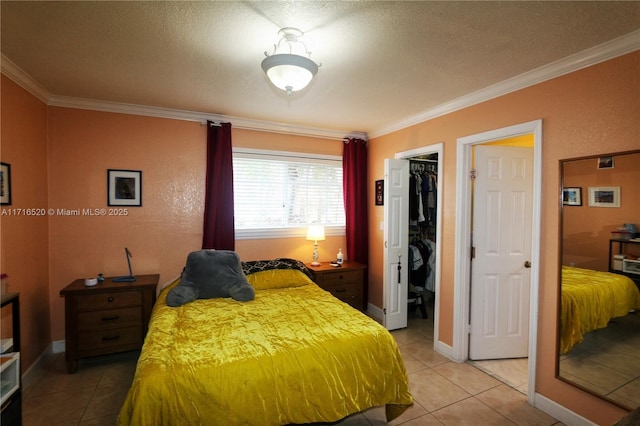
[199,121,222,127]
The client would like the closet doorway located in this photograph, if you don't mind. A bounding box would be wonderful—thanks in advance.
[382,143,443,345]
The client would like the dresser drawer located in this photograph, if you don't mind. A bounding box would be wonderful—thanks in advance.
[77,307,142,331]
[77,291,141,311]
[322,283,359,300]
[78,326,142,351]
[319,269,360,285]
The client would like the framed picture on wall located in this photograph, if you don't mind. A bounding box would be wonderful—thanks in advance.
[588,186,620,208]
[0,162,11,205]
[108,169,142,206]
[597,156,614,169]
[562,187,582,206]
[375,180,384,206]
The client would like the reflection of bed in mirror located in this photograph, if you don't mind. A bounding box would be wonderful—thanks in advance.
[559,150,640,411]
[560,266,640,354]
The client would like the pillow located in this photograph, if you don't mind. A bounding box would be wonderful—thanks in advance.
[166,250,255,307]
[241,258,313,279]
[247,269,314,290]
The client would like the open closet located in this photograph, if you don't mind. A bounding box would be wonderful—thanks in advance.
[407,155,438,322]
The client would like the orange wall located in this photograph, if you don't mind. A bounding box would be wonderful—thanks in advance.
[367,51,639,424]
[46,109,346,342]
[47,108,207,342]
[562,152,640,270]
[0,75,51,372]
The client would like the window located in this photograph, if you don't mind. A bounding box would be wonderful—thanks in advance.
[233,149,345,239]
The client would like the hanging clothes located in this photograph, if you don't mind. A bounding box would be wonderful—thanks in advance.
[408,160,438,298]
[422,239,436,292]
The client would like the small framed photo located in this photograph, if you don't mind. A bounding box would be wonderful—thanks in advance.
[597,156,614,169]
[0,162,11,205]
[588,186,620,208]
[108,169,142,206]
[375,180,384,206]
[562,187,582,206]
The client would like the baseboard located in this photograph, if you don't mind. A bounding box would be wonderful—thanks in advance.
[533,392,596,426]
[366,303,384,323]
[434,339,454,360]
[52,340,65,354]
[21,343,53,390]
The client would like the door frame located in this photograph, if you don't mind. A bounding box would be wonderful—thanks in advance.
[453,120,542,405]
[395,142,443,346]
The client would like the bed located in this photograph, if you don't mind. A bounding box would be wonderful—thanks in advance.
[117,259,413,425]
[560,266,640,354]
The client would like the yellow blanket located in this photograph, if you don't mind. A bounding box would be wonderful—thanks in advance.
[118,272,412,425]
[560,266,640,354]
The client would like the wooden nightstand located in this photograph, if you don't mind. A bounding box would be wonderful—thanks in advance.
[307,261,366,310]
[60,274,158,373]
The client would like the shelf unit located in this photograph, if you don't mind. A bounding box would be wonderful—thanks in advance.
[609,238,640,287]
[1,292,21,426]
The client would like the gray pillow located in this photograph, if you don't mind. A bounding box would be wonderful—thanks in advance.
[166,250,255,307]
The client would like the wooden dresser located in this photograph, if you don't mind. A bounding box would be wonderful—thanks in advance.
[60,274,158,373]
[307,261,366,310]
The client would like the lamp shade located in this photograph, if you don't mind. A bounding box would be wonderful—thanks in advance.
[306,225,325,242]
[262,27,320,95]
[261,54,318,94]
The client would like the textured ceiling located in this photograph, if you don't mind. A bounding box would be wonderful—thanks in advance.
[2,1,640,135]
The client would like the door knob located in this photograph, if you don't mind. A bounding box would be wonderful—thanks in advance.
[524,261,531,268]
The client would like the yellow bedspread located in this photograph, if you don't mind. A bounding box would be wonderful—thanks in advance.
[118,276,412,425]
[560,266,640,354]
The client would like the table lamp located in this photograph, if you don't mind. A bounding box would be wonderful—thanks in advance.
[306,225,325,266]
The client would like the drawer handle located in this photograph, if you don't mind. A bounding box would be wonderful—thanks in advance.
[107,297,114,303]
[102,335,120,341]
[336,289,347,293]
[102,315,120,321]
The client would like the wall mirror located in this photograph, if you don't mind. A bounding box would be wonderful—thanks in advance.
[558,150,640,410]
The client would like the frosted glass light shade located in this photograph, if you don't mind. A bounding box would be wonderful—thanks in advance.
[262,54,318,94]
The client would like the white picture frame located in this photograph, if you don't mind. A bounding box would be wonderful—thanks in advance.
[588,186,620,208]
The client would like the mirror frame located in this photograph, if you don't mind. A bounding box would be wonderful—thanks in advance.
[556,149,640,409]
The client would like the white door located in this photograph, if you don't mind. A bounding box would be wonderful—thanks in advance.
[383,159,409,330]
[469,146,533,359]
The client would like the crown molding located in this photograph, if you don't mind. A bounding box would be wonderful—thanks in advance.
[47,95,356,141]
[1,54,51,103]
[368,30,640,139]
[3,30,638,140]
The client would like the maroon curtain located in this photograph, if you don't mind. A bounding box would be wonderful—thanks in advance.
[343,138,369,305]
[202,121,235,250]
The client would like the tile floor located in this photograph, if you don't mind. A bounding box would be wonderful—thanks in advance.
[469,358,529,396]
[20,311,562,426]
[558,311,640,410]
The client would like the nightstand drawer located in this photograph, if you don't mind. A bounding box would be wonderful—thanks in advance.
[78,326,142,351]
[77,291,141,311]
[77,307,142,331]
[322,283,359,300]
[307,261,366,310]
[320,269,360,285]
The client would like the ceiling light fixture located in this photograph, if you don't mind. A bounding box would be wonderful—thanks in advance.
[261,27,320,95]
